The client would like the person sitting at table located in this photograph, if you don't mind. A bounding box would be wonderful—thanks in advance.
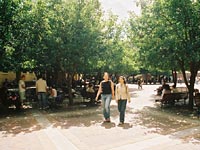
[86,83,96,104]
[48,86,57,108]
[157,79,171,95]
[86,83,95,93]
[161,80,171,98]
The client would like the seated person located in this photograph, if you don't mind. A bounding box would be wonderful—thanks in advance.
[48,86,57,103]
[86,83,95,93]
[48,86,58,109]
[156,80,170,95]
[162,82,170,91]
[86,83,96,103]
[161,81,171,98]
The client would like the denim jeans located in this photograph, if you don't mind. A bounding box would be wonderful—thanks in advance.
[101,94,112,119]
[38,92,48,109]
[118,100,127,123]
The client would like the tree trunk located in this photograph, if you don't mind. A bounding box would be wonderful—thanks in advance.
[172,69,177,88]
[180,65,189,89]
[179,60,198,109]
[68,73,73,106]
[16,71,21,82]
[188,87,194,110]
[188,64,198,109]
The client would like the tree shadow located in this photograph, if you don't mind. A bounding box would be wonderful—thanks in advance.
[0,104,99,136]
[46,105,120,129]
[132,106,200,136]
[43,102,135,131]
[0,100,136,137]
[0,109,42,137]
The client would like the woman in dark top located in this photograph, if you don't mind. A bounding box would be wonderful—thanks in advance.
[96,72,115,122]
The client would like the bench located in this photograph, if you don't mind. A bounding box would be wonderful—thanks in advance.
[161,92,188,107]
[194,93,200,118]
[159,87,188,107]
[172,87,188,93]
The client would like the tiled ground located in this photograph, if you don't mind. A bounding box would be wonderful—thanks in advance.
[0,84,200,150]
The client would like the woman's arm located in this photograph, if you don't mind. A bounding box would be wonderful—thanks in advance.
[115,84,118,101]
[111,81,115,99]
[95,82,102,101]
[126,85,131,103]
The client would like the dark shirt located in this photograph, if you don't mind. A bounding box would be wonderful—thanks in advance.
[162,84,170,90]
[101,81,112,94]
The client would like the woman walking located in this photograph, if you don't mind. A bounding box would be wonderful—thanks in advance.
[96,72,115,122]
[115,76,131,125]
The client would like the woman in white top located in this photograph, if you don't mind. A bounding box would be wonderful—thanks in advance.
[115,76,131,125]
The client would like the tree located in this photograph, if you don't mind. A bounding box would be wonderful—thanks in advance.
[1,0,51,75]
[128,0,200,108]
[97,12,139,75]
[45,0,105,105]
[0,0,20,71]
[1,0,141,106]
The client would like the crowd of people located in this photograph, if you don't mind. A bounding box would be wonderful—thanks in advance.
[0,72,133,125]
[0,74,60,110]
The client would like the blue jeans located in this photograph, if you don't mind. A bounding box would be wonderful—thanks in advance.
[118,100,127,123]
[38,92,48,109]
[101,94,112,119]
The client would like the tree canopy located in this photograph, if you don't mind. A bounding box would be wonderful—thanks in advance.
[0,0,138,76]
[128,0,200,108]
[1,0,200,106]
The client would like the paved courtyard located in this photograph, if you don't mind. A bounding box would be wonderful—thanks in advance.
[0,84,200,150]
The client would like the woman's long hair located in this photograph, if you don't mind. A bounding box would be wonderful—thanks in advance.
[119,76,126,84]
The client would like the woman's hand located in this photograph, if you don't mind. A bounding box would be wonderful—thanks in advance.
[112,95,115,100]
[95,96,98,101]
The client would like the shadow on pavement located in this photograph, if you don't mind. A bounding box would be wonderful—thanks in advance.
[117,123,133,129]
[46,105,120,129]
[101,122,116,129]
[0,109,42,137]
[132,106,200,135]
[129,87,140,98]
[0,104,123,136]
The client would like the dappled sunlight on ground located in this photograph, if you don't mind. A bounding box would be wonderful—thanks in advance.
[0,111,42,137]
[0,84,200,149]
[131,107,199,135]
[183,133,200,144]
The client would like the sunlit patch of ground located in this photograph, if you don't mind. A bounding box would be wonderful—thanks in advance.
[130,107,200,135]
[183,133,200,144]
[0,113,41,136]
[45,107,105,129]
[0,84,199,147]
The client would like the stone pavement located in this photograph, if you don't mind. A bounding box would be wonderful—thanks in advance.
[0,84,200,150]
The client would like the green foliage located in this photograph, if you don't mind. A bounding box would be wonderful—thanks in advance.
[0,0,138,75]
[0,0,19,71]
[97,13,138,74]
[45,0,104,74]
[128,0,200,108]
[128,0,200,72]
